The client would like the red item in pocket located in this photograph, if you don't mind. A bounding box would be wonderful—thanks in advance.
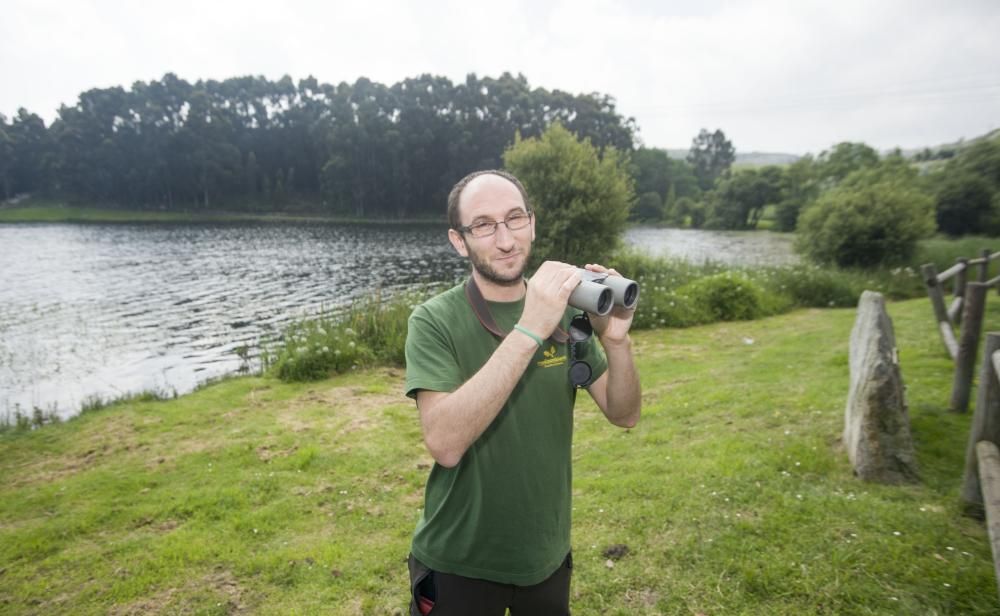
[417,596,435,615]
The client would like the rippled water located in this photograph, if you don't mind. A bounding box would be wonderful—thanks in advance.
[0,223,465,421]
[0,223,797,421]
[624,227,800,266]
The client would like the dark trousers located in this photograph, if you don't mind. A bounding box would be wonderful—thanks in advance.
[407,553,572,616]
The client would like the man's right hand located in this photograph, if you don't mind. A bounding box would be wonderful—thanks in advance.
[518,261,580,338]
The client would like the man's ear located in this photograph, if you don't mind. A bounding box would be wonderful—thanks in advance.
[448,228,469,257]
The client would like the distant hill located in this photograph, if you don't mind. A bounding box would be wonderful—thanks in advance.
[732,151,802,167]
[663,148,801,167]
[899,127,1000,159]
[654,127,1000,170]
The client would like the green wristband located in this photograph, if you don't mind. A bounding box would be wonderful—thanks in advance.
[513,324,544,347]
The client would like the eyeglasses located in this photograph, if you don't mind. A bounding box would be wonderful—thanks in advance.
[457,211,533,238]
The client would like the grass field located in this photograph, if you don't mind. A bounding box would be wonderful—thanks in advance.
[2,297,999,614]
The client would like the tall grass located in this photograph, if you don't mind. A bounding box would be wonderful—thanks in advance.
[0,405,61,432]
[917,235,1000,276]
[0,388,179,434]
[267,286,444,382]
[266,235,998,382]
[607,249,926,330]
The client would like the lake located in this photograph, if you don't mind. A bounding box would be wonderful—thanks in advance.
[0,223,797,421]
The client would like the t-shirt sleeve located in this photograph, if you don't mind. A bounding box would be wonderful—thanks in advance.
[405,303,464,399]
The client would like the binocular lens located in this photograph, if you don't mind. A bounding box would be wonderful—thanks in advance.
[622,282,639,308]
[597,289,613,315]
[568,268,639,315]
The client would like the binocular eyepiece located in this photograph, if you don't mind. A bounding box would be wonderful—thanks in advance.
[568,268,639,316]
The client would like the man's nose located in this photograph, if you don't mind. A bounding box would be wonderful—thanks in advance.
[493,221,516,247]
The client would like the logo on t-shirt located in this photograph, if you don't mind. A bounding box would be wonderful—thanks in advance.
[537,344,567,368]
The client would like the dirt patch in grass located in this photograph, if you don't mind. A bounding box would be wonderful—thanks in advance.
[9,419,141,487]
[256,444,298,462]
[109,569,251,615]
[623,587,661,610]
[278,384,405,434]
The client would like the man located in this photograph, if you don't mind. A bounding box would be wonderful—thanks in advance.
[404,169,641,615]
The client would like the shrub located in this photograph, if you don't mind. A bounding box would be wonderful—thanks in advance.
[271,319,372,382]
[796,169,935,267]
[343,289,419,366]
[503,123,634,267]
[935,172,994,236]
[761,266,859,308]
[269,287,435,382]
[678,273,765,321]
[634,191,664,221]
[629,285,711,330]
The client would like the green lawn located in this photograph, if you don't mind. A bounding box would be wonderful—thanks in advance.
[2,297,998,614]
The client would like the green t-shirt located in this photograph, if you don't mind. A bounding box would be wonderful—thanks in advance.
[404,281,607,586]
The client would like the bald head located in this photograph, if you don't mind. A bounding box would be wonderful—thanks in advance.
[447,170,531,230]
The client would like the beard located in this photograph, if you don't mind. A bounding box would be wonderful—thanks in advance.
[468,246,529,286]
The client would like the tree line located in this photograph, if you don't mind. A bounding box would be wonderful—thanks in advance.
[0,73,635,217]
[632,130,1000,247]
[2,71,997,267]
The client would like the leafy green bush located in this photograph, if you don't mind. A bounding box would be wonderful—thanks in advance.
[271,319,372,382]
[269,287,435,382]
[634,191,664,221]
[629,284,711,329]
[935,172,995,236]
[678,273,766,321]
[503,123,634,267]
[343,289,419,366]
[761,265,859,307]
[796,167,935,267]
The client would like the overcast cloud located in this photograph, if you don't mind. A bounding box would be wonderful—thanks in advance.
[1,0,997,154]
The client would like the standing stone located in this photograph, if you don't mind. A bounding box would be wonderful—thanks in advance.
[844,291,919,483]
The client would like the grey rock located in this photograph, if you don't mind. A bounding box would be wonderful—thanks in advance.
[844,291,919,483]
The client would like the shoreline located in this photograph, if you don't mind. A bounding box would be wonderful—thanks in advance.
[0,202,446,226]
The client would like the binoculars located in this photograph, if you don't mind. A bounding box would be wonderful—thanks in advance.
[568,268,639,316]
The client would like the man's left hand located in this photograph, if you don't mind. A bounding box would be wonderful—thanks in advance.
[583,263,635,346]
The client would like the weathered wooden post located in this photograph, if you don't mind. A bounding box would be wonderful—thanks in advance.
[962,334,1000,510]
[953,258,969,327]
[981,249,992,283]
[922,263,958,360]
[951,283,989,412]
[974,440,1000,601]
[993,251,1000,297]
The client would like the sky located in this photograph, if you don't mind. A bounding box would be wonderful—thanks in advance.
[1,0,997,155]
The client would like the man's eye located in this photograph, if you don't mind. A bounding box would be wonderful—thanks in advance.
[470,222,494,232]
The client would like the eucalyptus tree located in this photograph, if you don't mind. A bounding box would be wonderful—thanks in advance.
[7,108,54,196]
[6,72,636,216]
[0,116,13,199]
[687,128,735,191]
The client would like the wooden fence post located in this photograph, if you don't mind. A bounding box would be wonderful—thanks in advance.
[952,283,989,412]
[962,334,1000,508]
[982,249,992,283]
[975,440,1000,601]
[954,258,969,327]
[922,263,959,360]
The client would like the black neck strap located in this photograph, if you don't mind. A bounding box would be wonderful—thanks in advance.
[464,276,569,344]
